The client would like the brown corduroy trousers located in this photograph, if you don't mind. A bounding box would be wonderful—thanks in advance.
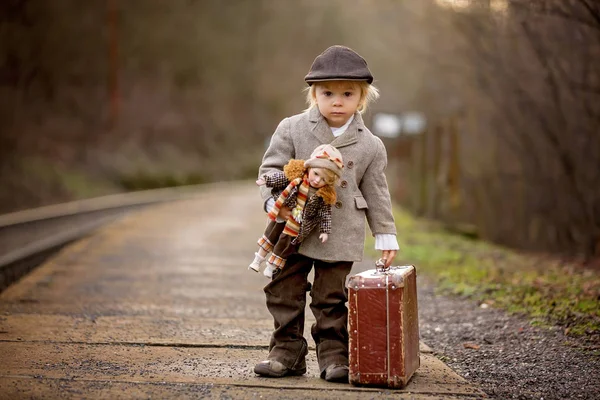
[263,253,353,375]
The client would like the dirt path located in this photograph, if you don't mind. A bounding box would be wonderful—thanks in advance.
[418,279,600,399]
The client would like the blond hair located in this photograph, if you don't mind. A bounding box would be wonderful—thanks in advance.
[304,81,379,113]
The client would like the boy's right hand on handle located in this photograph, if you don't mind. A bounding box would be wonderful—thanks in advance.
[381,250,397,268]
[278,206,292,220]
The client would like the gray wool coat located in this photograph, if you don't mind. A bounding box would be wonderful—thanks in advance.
[258,106,397,262]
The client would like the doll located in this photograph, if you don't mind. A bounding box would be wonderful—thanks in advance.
[249,144,343,278]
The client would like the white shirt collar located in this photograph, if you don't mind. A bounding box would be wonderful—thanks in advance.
[330,115,354,137]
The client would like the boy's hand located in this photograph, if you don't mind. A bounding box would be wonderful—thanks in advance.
[381,250,397,268]
[319,233,328,243]
[256,178,266,186]
[278,206,292,220]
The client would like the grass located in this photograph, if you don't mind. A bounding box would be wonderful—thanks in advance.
[366,206,600,337]
[17,157,118,199]
[118,171,207,191]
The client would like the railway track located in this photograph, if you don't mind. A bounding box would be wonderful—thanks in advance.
[0,183,229,292]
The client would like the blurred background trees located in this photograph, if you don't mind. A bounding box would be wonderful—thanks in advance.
[1,0,598,259]
[408,0,600,258]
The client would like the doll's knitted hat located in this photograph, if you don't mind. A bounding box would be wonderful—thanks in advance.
[304,144,344,178]
[304,45,373,85]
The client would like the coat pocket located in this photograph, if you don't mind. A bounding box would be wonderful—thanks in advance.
[354,196,369,210]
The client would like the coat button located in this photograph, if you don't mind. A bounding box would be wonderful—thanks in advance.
[335,201,343,209]
[340,180,348,188]
[347,161,354,169]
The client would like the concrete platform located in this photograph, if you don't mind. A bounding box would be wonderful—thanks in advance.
[0,182,487,399]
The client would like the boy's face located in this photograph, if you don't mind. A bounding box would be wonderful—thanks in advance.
[314,81,362,128]
[307,168,331,189]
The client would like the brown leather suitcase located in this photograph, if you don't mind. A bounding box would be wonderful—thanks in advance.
[347,264,420,388]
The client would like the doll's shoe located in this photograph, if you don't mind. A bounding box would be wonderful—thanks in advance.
[263,263,278,278]
[323,364,349,383]
[254,360,306,377]
[248,253,265,272]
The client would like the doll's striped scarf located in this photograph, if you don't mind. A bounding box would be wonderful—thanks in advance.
[268,175,310,238]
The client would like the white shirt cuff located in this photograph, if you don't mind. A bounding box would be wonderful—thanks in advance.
[266,197,275,212]
[374,234,399,251]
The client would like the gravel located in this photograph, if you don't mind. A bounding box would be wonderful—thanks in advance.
[417,278,600,399]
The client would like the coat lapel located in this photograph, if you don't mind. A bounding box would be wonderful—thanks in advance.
[309,106,335,144]
[331,112,362,148]
[309,107,363,148]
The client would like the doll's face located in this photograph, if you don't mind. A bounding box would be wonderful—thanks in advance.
[307,168,332,189]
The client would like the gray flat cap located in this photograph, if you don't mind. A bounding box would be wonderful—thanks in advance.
[304,45,373,85]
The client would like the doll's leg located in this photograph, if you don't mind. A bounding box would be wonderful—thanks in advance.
[250,221,285,272]
[309,260,353,382]
[264,234,298,278]
[264,252,286,278]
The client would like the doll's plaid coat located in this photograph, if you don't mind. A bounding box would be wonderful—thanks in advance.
[263,169,332,245]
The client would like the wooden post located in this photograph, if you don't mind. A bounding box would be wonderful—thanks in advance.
[107,0,119,127]
[418,128,429,216]
[408,137,418,213]
[430,125,443,218]
[448,116,461,211]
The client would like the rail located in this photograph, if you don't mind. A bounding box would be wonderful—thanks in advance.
[0,182,236,292]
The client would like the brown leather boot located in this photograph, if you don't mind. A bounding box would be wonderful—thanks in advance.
[254,359,306,378]
[323,364,349,383]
